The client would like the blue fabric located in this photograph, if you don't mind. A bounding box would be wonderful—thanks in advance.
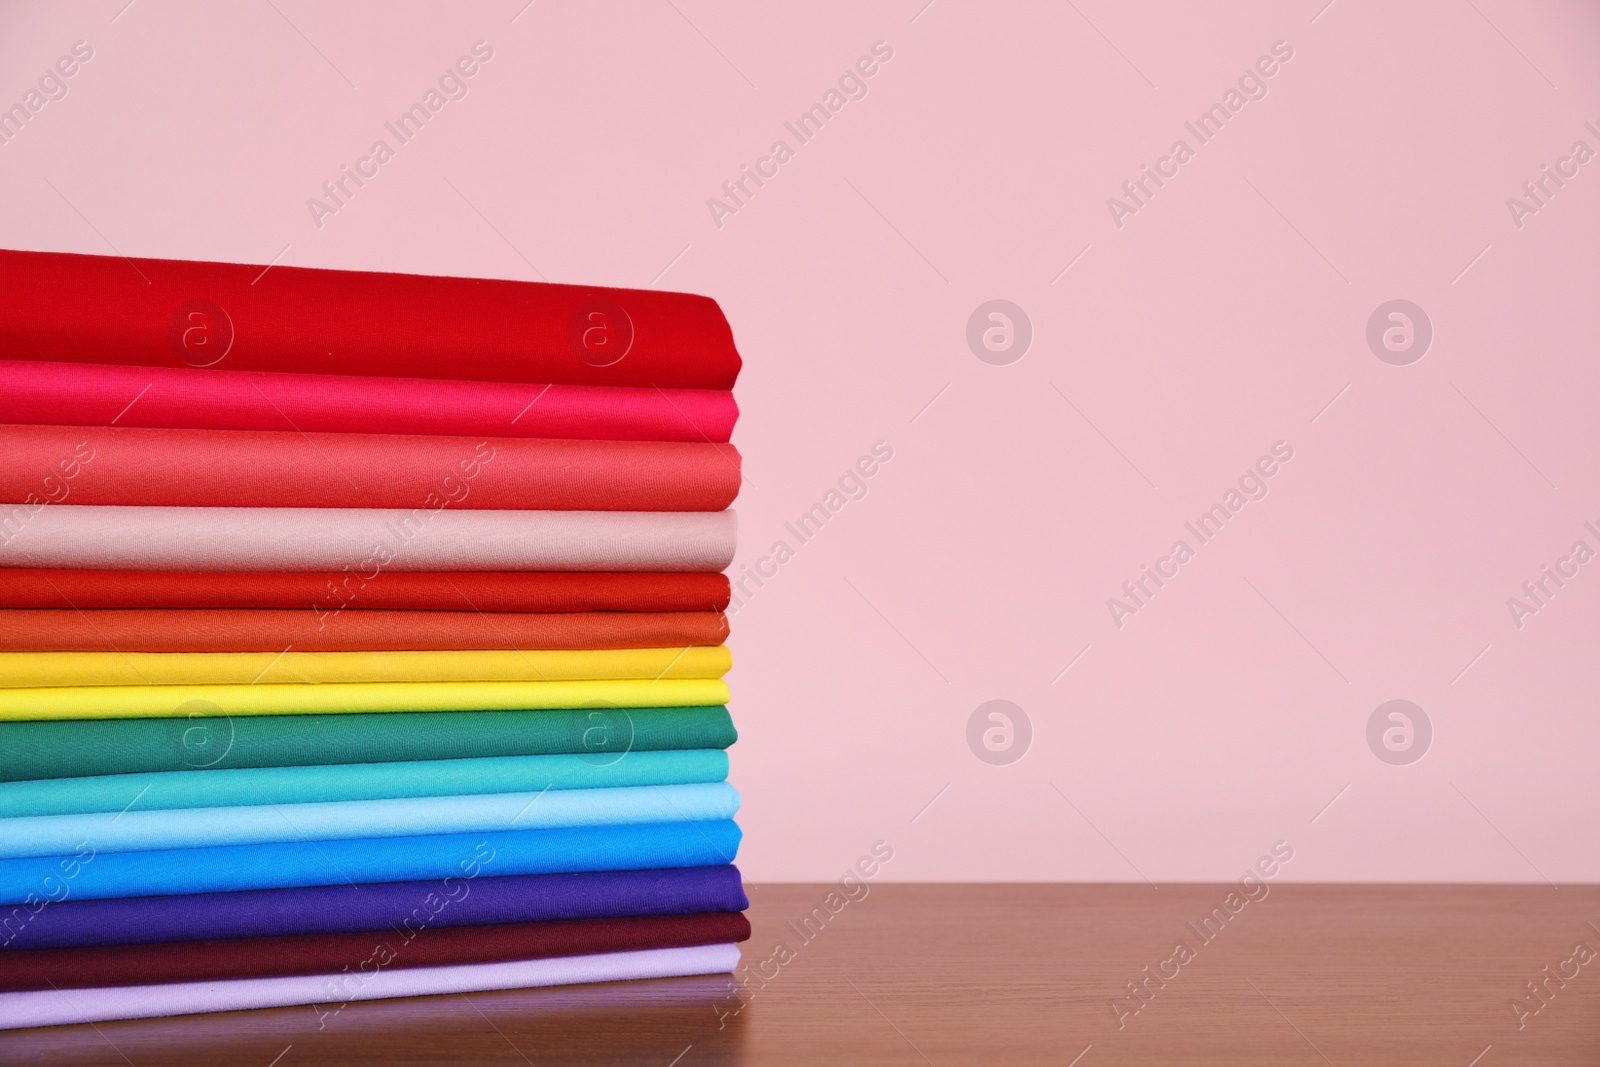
[0,782,740,858]
[0,820,741,904]
[0,865,748,951]
[0,750,729,817]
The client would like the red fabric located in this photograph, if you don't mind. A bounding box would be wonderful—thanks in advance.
[0,911,751,992]
[0,360,738,442]
[0,249,740,388]
[0,425,740,511]
[0,609,730,652]
[0,569,730,612]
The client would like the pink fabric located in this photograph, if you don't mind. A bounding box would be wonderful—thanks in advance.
[0,361,737,442]
[0,505,737,572]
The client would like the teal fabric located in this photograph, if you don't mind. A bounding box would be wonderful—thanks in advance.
[0,750,728,817]
[0,706,737,783]
[0,782,741,858]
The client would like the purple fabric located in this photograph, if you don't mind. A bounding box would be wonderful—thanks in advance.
[0,865,746,951]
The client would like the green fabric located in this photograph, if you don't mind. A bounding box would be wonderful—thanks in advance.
[0,706,736,783]
[0,750,730,817]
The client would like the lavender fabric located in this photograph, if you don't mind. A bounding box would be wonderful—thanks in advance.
[0,944,743,1030]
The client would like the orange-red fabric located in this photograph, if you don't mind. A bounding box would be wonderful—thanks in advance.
[0,569,730,612]
[0,425,739,511]
[0,609,730,652]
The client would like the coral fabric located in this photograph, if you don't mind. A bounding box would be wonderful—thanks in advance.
[0,424,740,511]
[1,864,750,950]
[0,647,731,687]
[0,568,730,612]
[0,248,741,388]
[0,360,738,442]
[0,705,737,782]
[0,505,737,572]
[0,609,729,652]
[0,911,752,992]
[0,944,743,1029]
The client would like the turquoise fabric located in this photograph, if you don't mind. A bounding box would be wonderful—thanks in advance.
[0,783,739,858]
[0,750,728,817]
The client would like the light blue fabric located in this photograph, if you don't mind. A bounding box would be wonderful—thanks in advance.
[0,750,729,818]
[0,820,742,903]
[0,782,739,858]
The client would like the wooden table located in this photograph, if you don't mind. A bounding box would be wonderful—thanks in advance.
[2,885,1595,1065]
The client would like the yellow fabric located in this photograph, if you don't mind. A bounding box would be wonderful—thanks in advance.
[0,647,730,688]
[0,678,729,721]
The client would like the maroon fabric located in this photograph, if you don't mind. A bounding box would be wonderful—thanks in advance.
[0,248,740,388]
[0,569,731,612]
[0,912,751,992]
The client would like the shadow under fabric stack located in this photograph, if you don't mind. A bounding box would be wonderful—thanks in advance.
[0,248,747,1029]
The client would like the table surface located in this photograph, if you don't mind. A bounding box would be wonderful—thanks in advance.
[1,884,1595,1065]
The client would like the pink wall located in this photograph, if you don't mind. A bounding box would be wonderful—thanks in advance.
[2,0,1596,881]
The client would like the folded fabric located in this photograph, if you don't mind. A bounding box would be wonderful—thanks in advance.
[0,911,752,992]
[0,360,739,442]
[0,943,743,1029]
[0,751,729,817]
[0,505,737,572]
[0,609,729,652]
[0,820,742,903]
[0,782,740,857]
[1,865,748,950]
[0,678,728,721]
[0,705,736,782]
[0,567,731,612]
[0,424,741,511]
[0,248,741,388]
[0,647,731,687]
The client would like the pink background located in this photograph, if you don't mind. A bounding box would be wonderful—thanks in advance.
[2,0,1597,882]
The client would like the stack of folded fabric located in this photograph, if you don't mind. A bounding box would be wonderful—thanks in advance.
[0,248,748,1030]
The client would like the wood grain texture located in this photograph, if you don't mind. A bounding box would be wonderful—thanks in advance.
[1,884,1595,1065]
